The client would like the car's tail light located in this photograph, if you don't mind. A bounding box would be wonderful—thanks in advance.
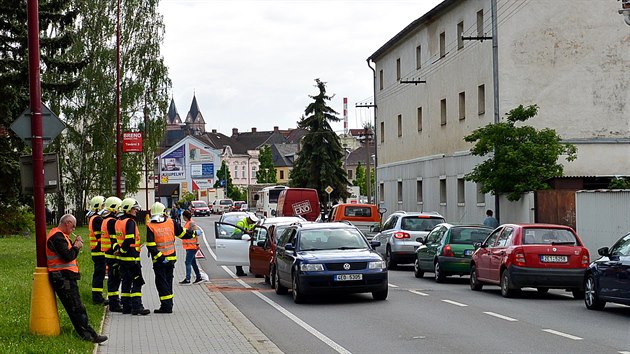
[442,244,454,257]
[581,250,590,268]
[514,248,526,266]
[393,232,410,239]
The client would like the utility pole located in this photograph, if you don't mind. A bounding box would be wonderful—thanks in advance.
[115,0,122,198]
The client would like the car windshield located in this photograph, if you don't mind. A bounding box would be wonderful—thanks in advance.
[192,202,207,208]
[298,228,367,251]
[401,217,444,231]
[522,228,578,245]
[450,227,492,245]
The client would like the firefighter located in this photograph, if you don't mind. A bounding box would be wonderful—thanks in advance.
[115,198,150,315]
[87,195,107,304]
[233,214,258,276]
[101,196,123,312]
[146,202,195,313]
[47,214,108,343]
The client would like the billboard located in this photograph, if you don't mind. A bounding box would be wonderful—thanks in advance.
[123,132,143,152]
[161,145,185,179]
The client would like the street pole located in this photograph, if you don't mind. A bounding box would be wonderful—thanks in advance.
[491,0,500,223]
[115,0,122,198]
[144,94,149,209]
[364,127,372,204]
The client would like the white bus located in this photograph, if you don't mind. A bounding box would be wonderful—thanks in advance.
[254,185,289,218]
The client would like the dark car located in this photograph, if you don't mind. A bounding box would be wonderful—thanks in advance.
[272,222,388,303]
[584,232,630,310]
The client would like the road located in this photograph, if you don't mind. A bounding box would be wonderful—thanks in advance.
[192,215,630,354]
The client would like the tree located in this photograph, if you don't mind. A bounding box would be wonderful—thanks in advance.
[464,104,577,201]
[214,160,243,200]
[353,162,365,195]
[289,79,349,205]
[256,145,277,183]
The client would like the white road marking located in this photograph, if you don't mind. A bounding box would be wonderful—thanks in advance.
[542,329,582,340]
[441,299,468,307]
[409,290,429,296]
[483,312,518,322]
[618,351,630,354]
[201,224,352,354]
[388,283,399,288]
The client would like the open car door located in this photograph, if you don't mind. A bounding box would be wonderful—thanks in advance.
[214,221,251,266]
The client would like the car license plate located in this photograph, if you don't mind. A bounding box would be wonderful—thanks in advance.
[335,274,362,281]
[540,255,567,263]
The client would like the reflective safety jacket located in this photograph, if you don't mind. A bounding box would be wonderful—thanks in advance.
[101,215,118,259]
[146,218,192,263]
[115,216,142,261]
[88,214,104,256]
[183,220,199,250]
[46,227,79,273]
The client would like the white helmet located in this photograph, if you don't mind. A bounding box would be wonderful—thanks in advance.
[121,198,141,214]
[100,196,122,216]
[89,196,105,211]
[150,202,167,222]
[248,214,259,223]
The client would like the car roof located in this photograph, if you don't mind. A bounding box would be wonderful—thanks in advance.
[295,222,359,230]
[261,216,305,225]
[394,211,444,218]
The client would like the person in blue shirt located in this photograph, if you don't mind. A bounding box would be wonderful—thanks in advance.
[483,209,499,229]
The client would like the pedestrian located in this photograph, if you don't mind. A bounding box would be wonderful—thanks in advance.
[233,214,259,276]
[101,196,123,312]
[180,210,203,285]
[170,204,180,224]
[87,196,107,305]
[146,202,195,313]
[115,198,150,315]
[46,214,108,343]
[483,209,499,229]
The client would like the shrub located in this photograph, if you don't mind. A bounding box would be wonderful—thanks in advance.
[0,205,36,237]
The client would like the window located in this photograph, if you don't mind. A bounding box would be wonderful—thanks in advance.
[478,84,486,115]
[440,178,447,204]
[496,227,514,247]
[397,114,402,137]
[439,31,446,58]
[397,180,403,202]
[416,45,422,69]
[396,58,401,81]
[417,107,423,132]
[441,98,447,125]
[380,122,385,143]
[347,169,353,179]
[279,170,285,179]
[485,228,501,247]
[457,178,465,204]
[252,166,257,179]
[477,10,484,37]
[234,166,238,178]
[457,21,464,50]
[242,165,246,178]
[379,69,384,90]
[459,91,466,120]
[417,179,423,204]
[476,182,485,204]
[379,182,384,202]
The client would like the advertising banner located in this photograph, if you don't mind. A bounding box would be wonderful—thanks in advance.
[122,132,143,152]
[188,142,215,163]
[191,163,214,178]
[161,145,185,179]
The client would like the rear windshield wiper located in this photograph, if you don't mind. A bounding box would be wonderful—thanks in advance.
[551,241,575,245]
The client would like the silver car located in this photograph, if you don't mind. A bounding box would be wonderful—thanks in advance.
[372,211,445,269]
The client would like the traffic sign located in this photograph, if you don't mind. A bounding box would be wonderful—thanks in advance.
[10,104,66,148]
[325,186,334,194]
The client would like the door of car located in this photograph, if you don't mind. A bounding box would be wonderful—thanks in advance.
[475,228,502,281]
[275,228,297,284]
[598,233,630,300]
[375,214,399,255]
[249,226,270,276]
[489,227,514,282]
[417,226,445,270]
[214,221,250,266]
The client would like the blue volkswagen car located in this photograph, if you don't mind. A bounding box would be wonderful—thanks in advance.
[584,232,630,310]
[272,222,388,303]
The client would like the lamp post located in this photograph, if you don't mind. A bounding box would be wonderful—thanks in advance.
[115,0,122,197]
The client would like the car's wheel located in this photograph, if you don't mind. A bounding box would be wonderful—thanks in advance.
[537,287,549,294]
[386,247,397,270]
[500,270,518,298]
[292,273,306,304]
[269,265,276,289]
[372,288,388,301]
[434,261,446,283]
[414,259,424,278]
[274,267,288,295]
[584,274,606,310]
[470,265,483,291]
[572,289,585,300]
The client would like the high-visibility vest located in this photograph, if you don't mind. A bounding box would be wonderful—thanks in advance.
[46,227,79,273]
[115,218,142,261]
[147,219,177,262]
[88,214,104,256]
[182,220,199,250]
[101,216,116,258]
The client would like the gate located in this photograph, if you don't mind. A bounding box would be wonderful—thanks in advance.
[535,190,576,229]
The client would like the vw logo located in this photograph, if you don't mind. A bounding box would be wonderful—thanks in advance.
[343,263,351,270]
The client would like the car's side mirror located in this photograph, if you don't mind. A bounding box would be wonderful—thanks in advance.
[241,235,251,241]
[474,242,485,249]
[370,240,381,248]
[597,246,610,257]
[371,225,381,233]
[285,243,294,251]
[256,241,266,248]
[271,210,277,216]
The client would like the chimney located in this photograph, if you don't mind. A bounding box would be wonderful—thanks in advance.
[251,127,257,133]
[232,128,238,137]
[274,126,279,131]
[212,129,217,133]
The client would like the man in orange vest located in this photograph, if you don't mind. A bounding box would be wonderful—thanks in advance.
[115,198,150,316]
[101,196,123,312]
[146,202,195,313]
[47,214,108,343]
[87,195,106,304]
[180,209,203,284]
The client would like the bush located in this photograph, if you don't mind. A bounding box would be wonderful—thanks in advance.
[0,205,36,237]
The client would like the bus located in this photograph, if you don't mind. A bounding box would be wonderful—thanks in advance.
[254,185,289,218]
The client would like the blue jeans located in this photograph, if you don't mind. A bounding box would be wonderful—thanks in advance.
[184,249,201,281]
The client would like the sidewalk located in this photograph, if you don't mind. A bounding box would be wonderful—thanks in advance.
[97,241,283,354]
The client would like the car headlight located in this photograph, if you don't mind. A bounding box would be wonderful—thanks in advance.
[368,261,386,269]
[300,263,324,272]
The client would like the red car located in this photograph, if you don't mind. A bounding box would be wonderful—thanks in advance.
[470,223,589,298]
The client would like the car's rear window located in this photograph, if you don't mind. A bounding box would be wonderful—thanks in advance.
[299,228,367,251]
[401,217,444,231]
[522,228,579,245]
[450,227,492,244]
[192,202,207,208]
[220,200,232,205]
[343,206,372,217]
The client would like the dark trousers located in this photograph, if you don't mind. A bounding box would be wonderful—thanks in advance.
[119,261,145,311]
[91,255,106,301]
[106,257,121,306]
[49,273,98,340]
[236,266,246,275]
[153,261,174,310]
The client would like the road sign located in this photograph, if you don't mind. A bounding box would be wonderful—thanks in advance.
[325,186,334,194]
[111,176,126,195]
[10,104,66,148]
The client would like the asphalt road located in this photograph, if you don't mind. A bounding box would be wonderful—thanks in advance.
[192,215,630,354]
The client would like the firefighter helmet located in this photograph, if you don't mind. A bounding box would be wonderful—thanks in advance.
[104,196,122,213]
[150,202,166,216]
[89,196,106,211]
[120,198,141,214]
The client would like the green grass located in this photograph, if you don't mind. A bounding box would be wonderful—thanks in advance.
[0,226,105,354]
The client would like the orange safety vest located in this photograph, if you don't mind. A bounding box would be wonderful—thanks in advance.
[46,227,79,273]
[101,216,116,258]
[88,214,104,256]
[183,220,199,250]
[147,219,177,261]
[115,218,142,261]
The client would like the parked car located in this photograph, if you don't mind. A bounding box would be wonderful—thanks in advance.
[415,224,493,282]
[232,201,246,212]
[470,224,590,298]
[249,216,307,284]
[584,232,630,310]
[273,222,388,303]
[212,199,233,214]
[327,203,384,240]
[372,211,445,269]
[190,200,210,217]
[214,212,256,266]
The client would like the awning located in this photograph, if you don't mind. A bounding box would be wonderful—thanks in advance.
[157,183,179,197]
